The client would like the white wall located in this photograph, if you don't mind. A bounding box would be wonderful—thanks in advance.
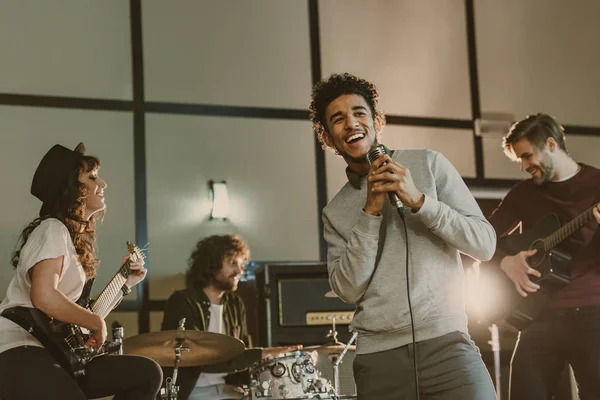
[0,0,132,99]
[143,0,312,109]
[320,0,472,120]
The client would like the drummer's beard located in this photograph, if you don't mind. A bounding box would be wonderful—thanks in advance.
[212,273,240,292]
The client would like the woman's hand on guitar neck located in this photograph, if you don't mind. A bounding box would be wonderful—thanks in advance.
[122,254,147,289]
[500,249,542,297]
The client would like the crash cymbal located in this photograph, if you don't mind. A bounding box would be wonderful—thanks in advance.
[324,290,338,298]
[304,342,356,354]
[123,330,245,367]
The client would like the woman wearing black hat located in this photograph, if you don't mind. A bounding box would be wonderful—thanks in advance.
[0,143,162,399]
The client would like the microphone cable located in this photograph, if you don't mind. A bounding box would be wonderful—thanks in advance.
[367,143,420,399]
[400,210,420,400]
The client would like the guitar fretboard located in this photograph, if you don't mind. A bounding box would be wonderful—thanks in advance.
[91,261,131,319]
[543,204,597,251]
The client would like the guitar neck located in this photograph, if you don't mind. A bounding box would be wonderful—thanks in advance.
[544,204,597,251]
[90,261,132,319]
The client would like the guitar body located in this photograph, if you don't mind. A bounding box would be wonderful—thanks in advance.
[26,308,94,377]
[496,213,571,331]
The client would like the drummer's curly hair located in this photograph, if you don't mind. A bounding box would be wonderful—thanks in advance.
[186,234,250,288]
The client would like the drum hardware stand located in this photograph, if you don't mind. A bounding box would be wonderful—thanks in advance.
[329,352,340,397]
[325,317,342,397]
[488,324,501,400]
[161,318,190,400]
[111,320,124,355]
[333,331,357,398]
[323,317,358,398]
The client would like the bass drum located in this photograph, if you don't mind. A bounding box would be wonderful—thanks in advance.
[249,350,334,399]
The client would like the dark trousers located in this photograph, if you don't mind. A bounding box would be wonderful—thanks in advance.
[510,305,600,400]
[353,330,496,400]
[0,345,163,400]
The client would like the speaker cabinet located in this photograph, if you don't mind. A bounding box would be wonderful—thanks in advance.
[255,262,356,347]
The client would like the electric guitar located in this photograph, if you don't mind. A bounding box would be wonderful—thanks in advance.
[495,203,599,331]
[4,242,144,378]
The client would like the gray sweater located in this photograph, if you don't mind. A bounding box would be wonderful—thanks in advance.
[323,149,496,355]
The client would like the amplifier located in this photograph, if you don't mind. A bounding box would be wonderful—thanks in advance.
[255,263,356,347]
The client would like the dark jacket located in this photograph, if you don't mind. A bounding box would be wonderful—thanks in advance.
[161,286,262,400]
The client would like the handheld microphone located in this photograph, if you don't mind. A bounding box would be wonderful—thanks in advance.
[366,143,404,212]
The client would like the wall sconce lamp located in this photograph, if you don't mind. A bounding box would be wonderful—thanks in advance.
[210,180,229,220]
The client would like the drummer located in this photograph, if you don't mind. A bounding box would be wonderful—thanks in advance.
[161,234,298,400]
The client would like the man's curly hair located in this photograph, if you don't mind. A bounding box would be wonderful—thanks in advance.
[309,73,386,152]
[186,234,250,289]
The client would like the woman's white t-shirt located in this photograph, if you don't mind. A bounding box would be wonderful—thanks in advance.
[0,218,87,354]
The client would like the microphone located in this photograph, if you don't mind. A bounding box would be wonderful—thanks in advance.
[366,143,404,213]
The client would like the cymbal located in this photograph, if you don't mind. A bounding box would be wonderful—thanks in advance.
[123,330,245,367]
[304,342,356,354]
[324,290,338,298]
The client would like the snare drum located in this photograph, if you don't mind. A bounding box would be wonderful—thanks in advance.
[250,350,334,399]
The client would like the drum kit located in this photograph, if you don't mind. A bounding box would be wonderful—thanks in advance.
[121,290,357,400]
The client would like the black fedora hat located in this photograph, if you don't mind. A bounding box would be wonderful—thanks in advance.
[31,143,86,217]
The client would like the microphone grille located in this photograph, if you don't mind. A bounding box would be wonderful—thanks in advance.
[367,144,387,165]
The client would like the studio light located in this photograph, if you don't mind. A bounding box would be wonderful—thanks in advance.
[209,180,229,220]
